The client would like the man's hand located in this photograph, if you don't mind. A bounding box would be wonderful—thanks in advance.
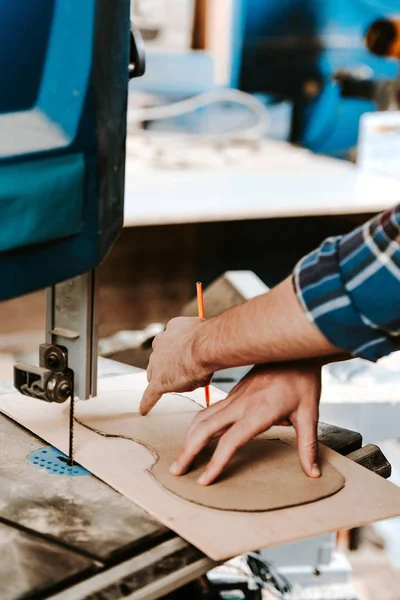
[169,361,323,485]
[140,278,339,416]
[140,317,213,415]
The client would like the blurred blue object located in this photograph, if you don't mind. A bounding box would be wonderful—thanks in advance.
[0,0,131,300]
[147,94,292,141]
[0,0,54,113]
[129,50,217,96]
[133,0,399,156]
[240,0,399,155]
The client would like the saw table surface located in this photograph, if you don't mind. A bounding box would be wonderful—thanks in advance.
[0,358,387,600]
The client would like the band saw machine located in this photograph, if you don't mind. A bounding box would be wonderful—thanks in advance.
[0,2,394,599]
[5,0,144,465]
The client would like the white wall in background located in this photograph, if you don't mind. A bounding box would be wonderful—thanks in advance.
[131,0,195,50]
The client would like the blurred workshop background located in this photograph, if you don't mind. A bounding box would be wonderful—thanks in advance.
[1,1,400,599]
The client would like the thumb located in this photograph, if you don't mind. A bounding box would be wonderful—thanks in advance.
[140,384,162,415]
[293,407,320,478]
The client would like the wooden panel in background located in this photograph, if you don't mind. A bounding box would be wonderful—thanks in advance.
[0,291,45,335]
[191,0,207,49]
[99,224,198,337]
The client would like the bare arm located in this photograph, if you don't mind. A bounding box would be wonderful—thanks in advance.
[139,276,347,484]
[138,204,400,482]
[140,276,340,414]
[193,276,340,373]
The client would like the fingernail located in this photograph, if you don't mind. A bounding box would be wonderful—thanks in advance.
[169,462,179,475]
[312,464,321,478]
[198,472,208,485]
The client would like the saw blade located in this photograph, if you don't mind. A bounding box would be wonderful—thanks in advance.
[68,388,75,466]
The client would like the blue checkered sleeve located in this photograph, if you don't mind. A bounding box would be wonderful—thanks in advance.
[293,205,400,362]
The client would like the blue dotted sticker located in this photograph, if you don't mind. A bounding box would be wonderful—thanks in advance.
[27,447,90,477]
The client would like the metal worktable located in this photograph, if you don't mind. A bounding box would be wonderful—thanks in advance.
[0,359,388,600]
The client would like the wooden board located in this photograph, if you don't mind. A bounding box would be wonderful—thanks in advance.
[75,392,345,513]
[1,372,399,561]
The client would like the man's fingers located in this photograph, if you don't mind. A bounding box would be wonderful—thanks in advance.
[211,426,230,440]
[185,396,232,439]
[197,413,277,486]
[293,407,320,478]
[139,384,163,415]
[170,407,237,476]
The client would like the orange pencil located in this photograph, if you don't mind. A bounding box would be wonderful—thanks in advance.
[196,282,210,407]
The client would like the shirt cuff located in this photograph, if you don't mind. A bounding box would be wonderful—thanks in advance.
[293,237,399,362]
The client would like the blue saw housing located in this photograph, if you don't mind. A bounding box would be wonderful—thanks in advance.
[0,0,131,300]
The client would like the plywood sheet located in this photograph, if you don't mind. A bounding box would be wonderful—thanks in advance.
[1,372,399,561]
[75,392,345,512]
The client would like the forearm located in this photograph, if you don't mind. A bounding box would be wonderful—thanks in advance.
[193,203,400,373]
[193,276,341,372]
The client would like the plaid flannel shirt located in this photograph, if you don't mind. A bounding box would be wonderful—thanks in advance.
[293,205,400,362]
